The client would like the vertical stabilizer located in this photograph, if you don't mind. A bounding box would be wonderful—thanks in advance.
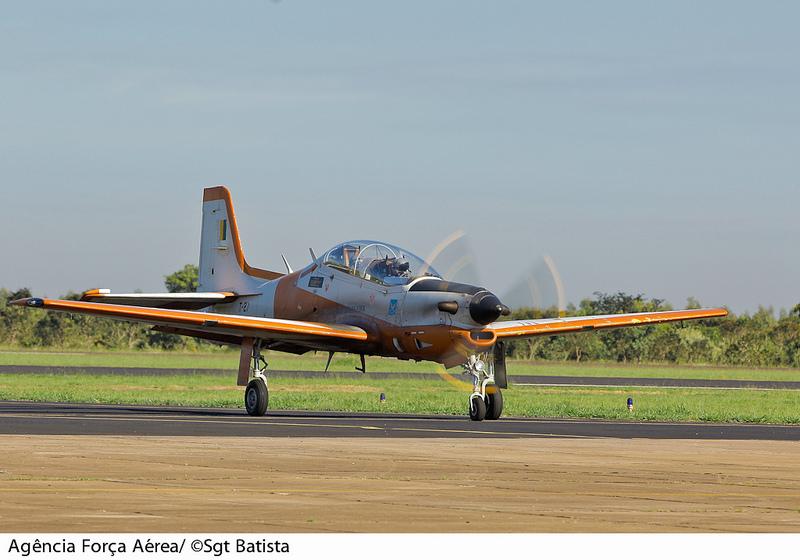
[198,186,282,293]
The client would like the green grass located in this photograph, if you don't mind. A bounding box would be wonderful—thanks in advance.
[0,348,436,372]
[1,348,799,381]
[0,372,798,424]
[1,348,798,423]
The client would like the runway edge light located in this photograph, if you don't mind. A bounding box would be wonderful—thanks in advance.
[380,392,386,404]
[627,397,634,412]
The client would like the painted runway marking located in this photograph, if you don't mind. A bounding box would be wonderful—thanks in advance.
[0,413,589,438]
[4,407,794,429]
[2,402,798,440]
[4,408,798,429]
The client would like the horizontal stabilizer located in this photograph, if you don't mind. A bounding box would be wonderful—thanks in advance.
[80,289,241,310]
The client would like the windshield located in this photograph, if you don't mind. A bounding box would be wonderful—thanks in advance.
[323,240,440,286]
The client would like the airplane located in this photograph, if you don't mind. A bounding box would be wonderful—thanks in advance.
[12,186,728,421]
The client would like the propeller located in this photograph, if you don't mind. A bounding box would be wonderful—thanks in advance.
[501,254,567,317]
[424,229,567,380]
[424,229,566,319]
[422,229,482,286]
[426,226,566,380]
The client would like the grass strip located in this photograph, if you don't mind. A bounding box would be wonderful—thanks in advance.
[1,349,799,381]
[1,373,798,424]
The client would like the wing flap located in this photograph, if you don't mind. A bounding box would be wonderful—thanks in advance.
[13,298,368,344]
[488,308,728,339]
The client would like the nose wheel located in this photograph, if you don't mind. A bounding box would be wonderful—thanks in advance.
[463,354,504,421]
[485,386,503,420]
[469,394,487,421]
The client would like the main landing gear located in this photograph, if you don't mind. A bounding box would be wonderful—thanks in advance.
[240,339,269,416]
[464,354,503,421]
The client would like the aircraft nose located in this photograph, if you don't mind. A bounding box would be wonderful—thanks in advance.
[469,291,511,325]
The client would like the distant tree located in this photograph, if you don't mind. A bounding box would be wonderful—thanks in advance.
[686,296,702,310]
[0,288,38,346]
[577,292,669,363]
[580,291,666,315]
[164,264,198,293]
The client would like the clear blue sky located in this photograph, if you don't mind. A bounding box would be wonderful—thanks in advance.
[2,1,798,313]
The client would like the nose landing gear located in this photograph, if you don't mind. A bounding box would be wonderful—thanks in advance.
[463,354,503,421]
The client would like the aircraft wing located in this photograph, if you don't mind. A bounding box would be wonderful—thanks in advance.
[12,297,369,350]
[81,289,242,310]
[487,308,728,339]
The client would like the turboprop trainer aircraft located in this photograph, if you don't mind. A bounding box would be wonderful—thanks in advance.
[13,186,728,421]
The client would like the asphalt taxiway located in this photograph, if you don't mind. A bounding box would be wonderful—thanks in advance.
[1,401,798,440]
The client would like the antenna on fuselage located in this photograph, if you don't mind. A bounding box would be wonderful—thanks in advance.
[281,254,293,274]
[309,247,317,261]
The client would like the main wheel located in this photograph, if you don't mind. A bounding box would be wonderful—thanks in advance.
[469,394,486,421]
[485,386,503,420]
[244,377,268,416]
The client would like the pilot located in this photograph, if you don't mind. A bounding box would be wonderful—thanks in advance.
[367,257,392,279]
[381,257,411,283]
[395,259,411,276]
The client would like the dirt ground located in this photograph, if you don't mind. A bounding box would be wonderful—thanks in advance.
[0,435,798,532]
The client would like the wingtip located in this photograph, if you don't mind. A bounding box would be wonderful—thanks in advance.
[698,307,729,318]
[10,297,44,308]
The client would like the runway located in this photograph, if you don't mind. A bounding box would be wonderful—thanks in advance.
[1,401,798,440]
[2,365,798,390]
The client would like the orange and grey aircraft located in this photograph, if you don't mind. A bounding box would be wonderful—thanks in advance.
[12,187,728,421]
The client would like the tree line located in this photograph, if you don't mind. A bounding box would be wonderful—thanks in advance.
[2,266,799,367]
[505,292,800,367]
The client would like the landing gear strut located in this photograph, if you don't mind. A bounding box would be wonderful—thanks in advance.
[239,338,269,416]
[463,354,503,421]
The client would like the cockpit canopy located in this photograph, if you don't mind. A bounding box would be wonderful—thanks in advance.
[322,240,440,286]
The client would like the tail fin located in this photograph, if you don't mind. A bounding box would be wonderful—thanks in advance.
[198,186,283,293]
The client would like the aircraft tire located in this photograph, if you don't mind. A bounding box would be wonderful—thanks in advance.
[485,386,503,420]
[245,377,268,416]
[469,394,486,421]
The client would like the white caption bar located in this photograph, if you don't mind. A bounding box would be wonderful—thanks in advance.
[2,534,798,560]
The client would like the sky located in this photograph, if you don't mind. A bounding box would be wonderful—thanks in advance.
[1,1,798,313]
